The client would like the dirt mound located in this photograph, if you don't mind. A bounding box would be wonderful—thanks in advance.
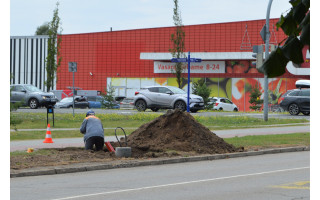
[127,109,240,155]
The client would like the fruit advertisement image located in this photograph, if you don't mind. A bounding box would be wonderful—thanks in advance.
[226,60,259,74]
[232,78,263,112]
[205,78,232,99]
[232,78,303,112]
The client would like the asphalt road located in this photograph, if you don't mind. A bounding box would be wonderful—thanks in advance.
[10,151,310,200]
[13,107,310,120]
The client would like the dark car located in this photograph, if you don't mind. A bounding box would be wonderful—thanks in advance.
[279,88,310,115]
[10,84,58,109]
[86,96,120,109]
[55,96,89,108]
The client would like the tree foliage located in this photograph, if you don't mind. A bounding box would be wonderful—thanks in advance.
[249,84,263,111]
[100,84,118,109]
[45,2,62,92]
[169,0,186,88]
[192,78,211,105]
[259,0,310,78]
[35,22,50,35]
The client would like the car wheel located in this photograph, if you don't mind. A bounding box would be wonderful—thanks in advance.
[135,100,147,112]
[68,105,73,108]
[288,103,300,115]
[29,98,39,109]
[190,110,198,113]
[233,108,238,112]
[151,108,159,112]
[302,111,310,116]
[174,100,186,111]
[219,107,223,111]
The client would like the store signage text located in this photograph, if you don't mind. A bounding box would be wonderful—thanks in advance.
[154,61,225,73]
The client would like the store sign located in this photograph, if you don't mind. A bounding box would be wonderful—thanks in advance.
[154,61,225,73]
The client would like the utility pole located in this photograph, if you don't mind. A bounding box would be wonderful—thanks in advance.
[263,0,273,121]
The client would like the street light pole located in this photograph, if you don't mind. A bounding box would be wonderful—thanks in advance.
[263,0,273,121]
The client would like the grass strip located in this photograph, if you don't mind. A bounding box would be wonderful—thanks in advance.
[11,112,308,130]
[224,132,310,149]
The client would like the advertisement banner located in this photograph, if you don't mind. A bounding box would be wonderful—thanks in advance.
[154,61,225,74]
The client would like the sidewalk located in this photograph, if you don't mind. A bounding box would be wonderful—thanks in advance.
[10,125,310,152]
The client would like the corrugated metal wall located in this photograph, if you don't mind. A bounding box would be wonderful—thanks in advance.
[57,19,290,92]
[10,35,56,91]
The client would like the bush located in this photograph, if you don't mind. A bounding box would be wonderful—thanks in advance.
[192,78,211,105]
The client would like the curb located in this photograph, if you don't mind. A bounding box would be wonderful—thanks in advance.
[10,146,310,178]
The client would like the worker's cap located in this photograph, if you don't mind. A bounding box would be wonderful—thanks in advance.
[86,110,95,117]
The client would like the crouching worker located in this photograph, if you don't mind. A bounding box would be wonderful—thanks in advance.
[80,110,105,151]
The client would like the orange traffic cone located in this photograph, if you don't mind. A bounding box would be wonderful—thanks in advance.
[43,124,54,143]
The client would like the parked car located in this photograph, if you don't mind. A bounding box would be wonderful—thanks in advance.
[134,86,204,112]
[86,96,120,109]
[55,96,89,108]
[10,84,58,109]
[209,97,238,112]
[119,98,134,109]
[279,88,310,115]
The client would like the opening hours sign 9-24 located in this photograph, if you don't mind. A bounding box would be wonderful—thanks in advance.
[154,61,225,73]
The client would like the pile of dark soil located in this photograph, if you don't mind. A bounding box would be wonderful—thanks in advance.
[126,109,242,156]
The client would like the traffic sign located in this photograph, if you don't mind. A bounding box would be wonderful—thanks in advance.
[189,58,202,62]
[68,62,77,72]
[260,24,267,43]
[171,58,188,62]
[171,58,201,63]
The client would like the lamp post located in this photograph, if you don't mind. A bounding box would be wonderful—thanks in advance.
[263,0,273,121]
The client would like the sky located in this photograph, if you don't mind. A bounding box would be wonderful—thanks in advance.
[9,0,294,36]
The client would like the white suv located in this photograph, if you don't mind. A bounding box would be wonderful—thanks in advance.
[209,97,238,112]
[134,86,204,113]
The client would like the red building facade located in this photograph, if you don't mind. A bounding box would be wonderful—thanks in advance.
[57,18,310,111]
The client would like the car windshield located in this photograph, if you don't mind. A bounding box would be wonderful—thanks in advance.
[24,85,42,92]
[60,97,73,103]
[167,86,186,94]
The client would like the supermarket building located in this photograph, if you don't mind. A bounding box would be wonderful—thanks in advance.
[10,19,310,111]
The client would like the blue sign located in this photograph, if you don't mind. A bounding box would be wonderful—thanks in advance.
[171,58,201,63]
[171,58,188,62]
[189,58,202,62]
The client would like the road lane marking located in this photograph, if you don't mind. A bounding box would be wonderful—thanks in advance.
[271,181,310,190]
[50,166,309,200]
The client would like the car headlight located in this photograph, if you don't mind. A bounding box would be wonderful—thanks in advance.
[42,96,47,99]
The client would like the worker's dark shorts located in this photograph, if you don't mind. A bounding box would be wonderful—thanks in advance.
[85,136,104,151]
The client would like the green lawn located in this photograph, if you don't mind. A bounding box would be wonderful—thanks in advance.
[10,112,309,141]
[224,132,310,149]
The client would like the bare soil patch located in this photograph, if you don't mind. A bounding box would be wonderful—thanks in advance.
[11,109,244,170]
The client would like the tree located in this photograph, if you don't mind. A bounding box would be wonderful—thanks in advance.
[169,0,186,88]
[45,2,62,92]
[192,78,211,106]
[259,0,310,78]
[35,22,50,35]
[249,84,263,111]
[100,84,118,109]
